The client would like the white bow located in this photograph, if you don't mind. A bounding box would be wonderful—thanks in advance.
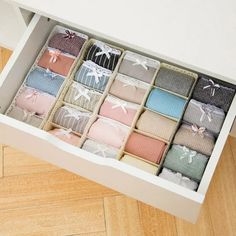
[93,143,109,158]
[132,58,148,70]
[48,49,61,63]
[72,84,90,101]
[122,80,137,89]
[180,146,197,163]
[111,100,128,114]
[22,110,36,122]
[64,108,89,120]
[45,68,57,79]
[203,79,220,97]
[87,67,103,84]
[55,128,72,138]
[199,104,213,122]
[191,124,206,138]
[25,90,39,104]
[95,45,112,59]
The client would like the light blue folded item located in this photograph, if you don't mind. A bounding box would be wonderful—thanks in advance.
[74,60,112,92]
[25,67,64,97]
[145,88,187,119]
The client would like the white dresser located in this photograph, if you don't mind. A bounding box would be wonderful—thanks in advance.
[0,0,236,223]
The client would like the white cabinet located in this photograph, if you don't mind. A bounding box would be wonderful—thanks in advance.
[0,15,235,223]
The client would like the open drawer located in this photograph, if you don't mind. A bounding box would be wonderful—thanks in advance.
[0,15,235,223]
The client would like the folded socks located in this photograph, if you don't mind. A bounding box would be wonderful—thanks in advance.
[53,106,91,134]
[74,60,112,92]
[173,124,215,156]
[125,132,166,164]
[109,74,149,104]
[155,63,196,97]
[37,48,75,76]
[136,110,177,141]
[64,82,102,112]
[99,95,139,126]
[26,68,64,97]
[118,51,160,83]
[145,88,187,119]
[85,41,121,71]
[192,77,235,112]
[183,99,225,135]
[163,145,208,181]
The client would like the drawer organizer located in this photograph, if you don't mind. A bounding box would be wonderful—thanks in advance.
[0,15,235,223]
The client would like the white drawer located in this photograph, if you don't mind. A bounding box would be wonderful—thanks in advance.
[0,15,235,223]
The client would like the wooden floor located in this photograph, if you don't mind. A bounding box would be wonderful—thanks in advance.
[1,48,236,236]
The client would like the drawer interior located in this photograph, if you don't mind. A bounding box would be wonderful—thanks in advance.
[0,14,235,222]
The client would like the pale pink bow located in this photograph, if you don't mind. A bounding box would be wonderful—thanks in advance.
[191,124,206,138]
[25,90,39,104]
[203,79,220,97]
[49,49,61,63]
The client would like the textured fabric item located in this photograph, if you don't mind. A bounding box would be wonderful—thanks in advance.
[15,87,56,116]
[145,88,187,119]
[53,106,91,134]
[88,118,129,148]
[109,74,149,104]
[155,64,195,97]
[37,48,75,76]
[74,60,112,92]
[84,41,122,71]
[183,99,225,135]
[192,77,235,112]
[173,124,215,156]
[64,82,102,112]
[48,30,87,56]
[26,68,64,97]
[48,128,80,146]
[118,51,160,83]
[121,154,158,175]
[82,139,118,159]
[163,145,208,181]
[125,132,166,164]
[159,168,198,191]
[6,106,43,127]
[99,95,139,126]
[136,110,177,141]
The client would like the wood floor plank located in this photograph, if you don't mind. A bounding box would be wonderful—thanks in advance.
[0,47,12,71]
[0,144,4,177]
[175,201,214,236]
[0,169,118,211]
[138,202,177,236]
[205,139,236,236]
[66,232,106,236]
[229,136,236,164]
[4,146,59,176]
[104,196,144,236]
[0,198,105,236]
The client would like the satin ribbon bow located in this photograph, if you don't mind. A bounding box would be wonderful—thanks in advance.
[44,68,57,79]
[199,104,213,122]
[93,143,109,158]
[191,124,206,138]
[64,30,76,39]
[22,110,36,122]
[55,128,72,138]
[49,49,61,63]
[95,45,112,59]
[25,90,39,104]
[180,146,197,163]
[64,107,89,120]
[203,79,220,97]
[72,84,90,101]
[132,58,148,70]
[87,67,103,84]
[111,100,128,114]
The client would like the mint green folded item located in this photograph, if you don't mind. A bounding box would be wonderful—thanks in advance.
[163,144,208,182]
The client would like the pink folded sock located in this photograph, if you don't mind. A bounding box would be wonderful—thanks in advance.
[16,87,56,116]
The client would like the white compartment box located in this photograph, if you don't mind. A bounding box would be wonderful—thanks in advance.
[0,15,235,223]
